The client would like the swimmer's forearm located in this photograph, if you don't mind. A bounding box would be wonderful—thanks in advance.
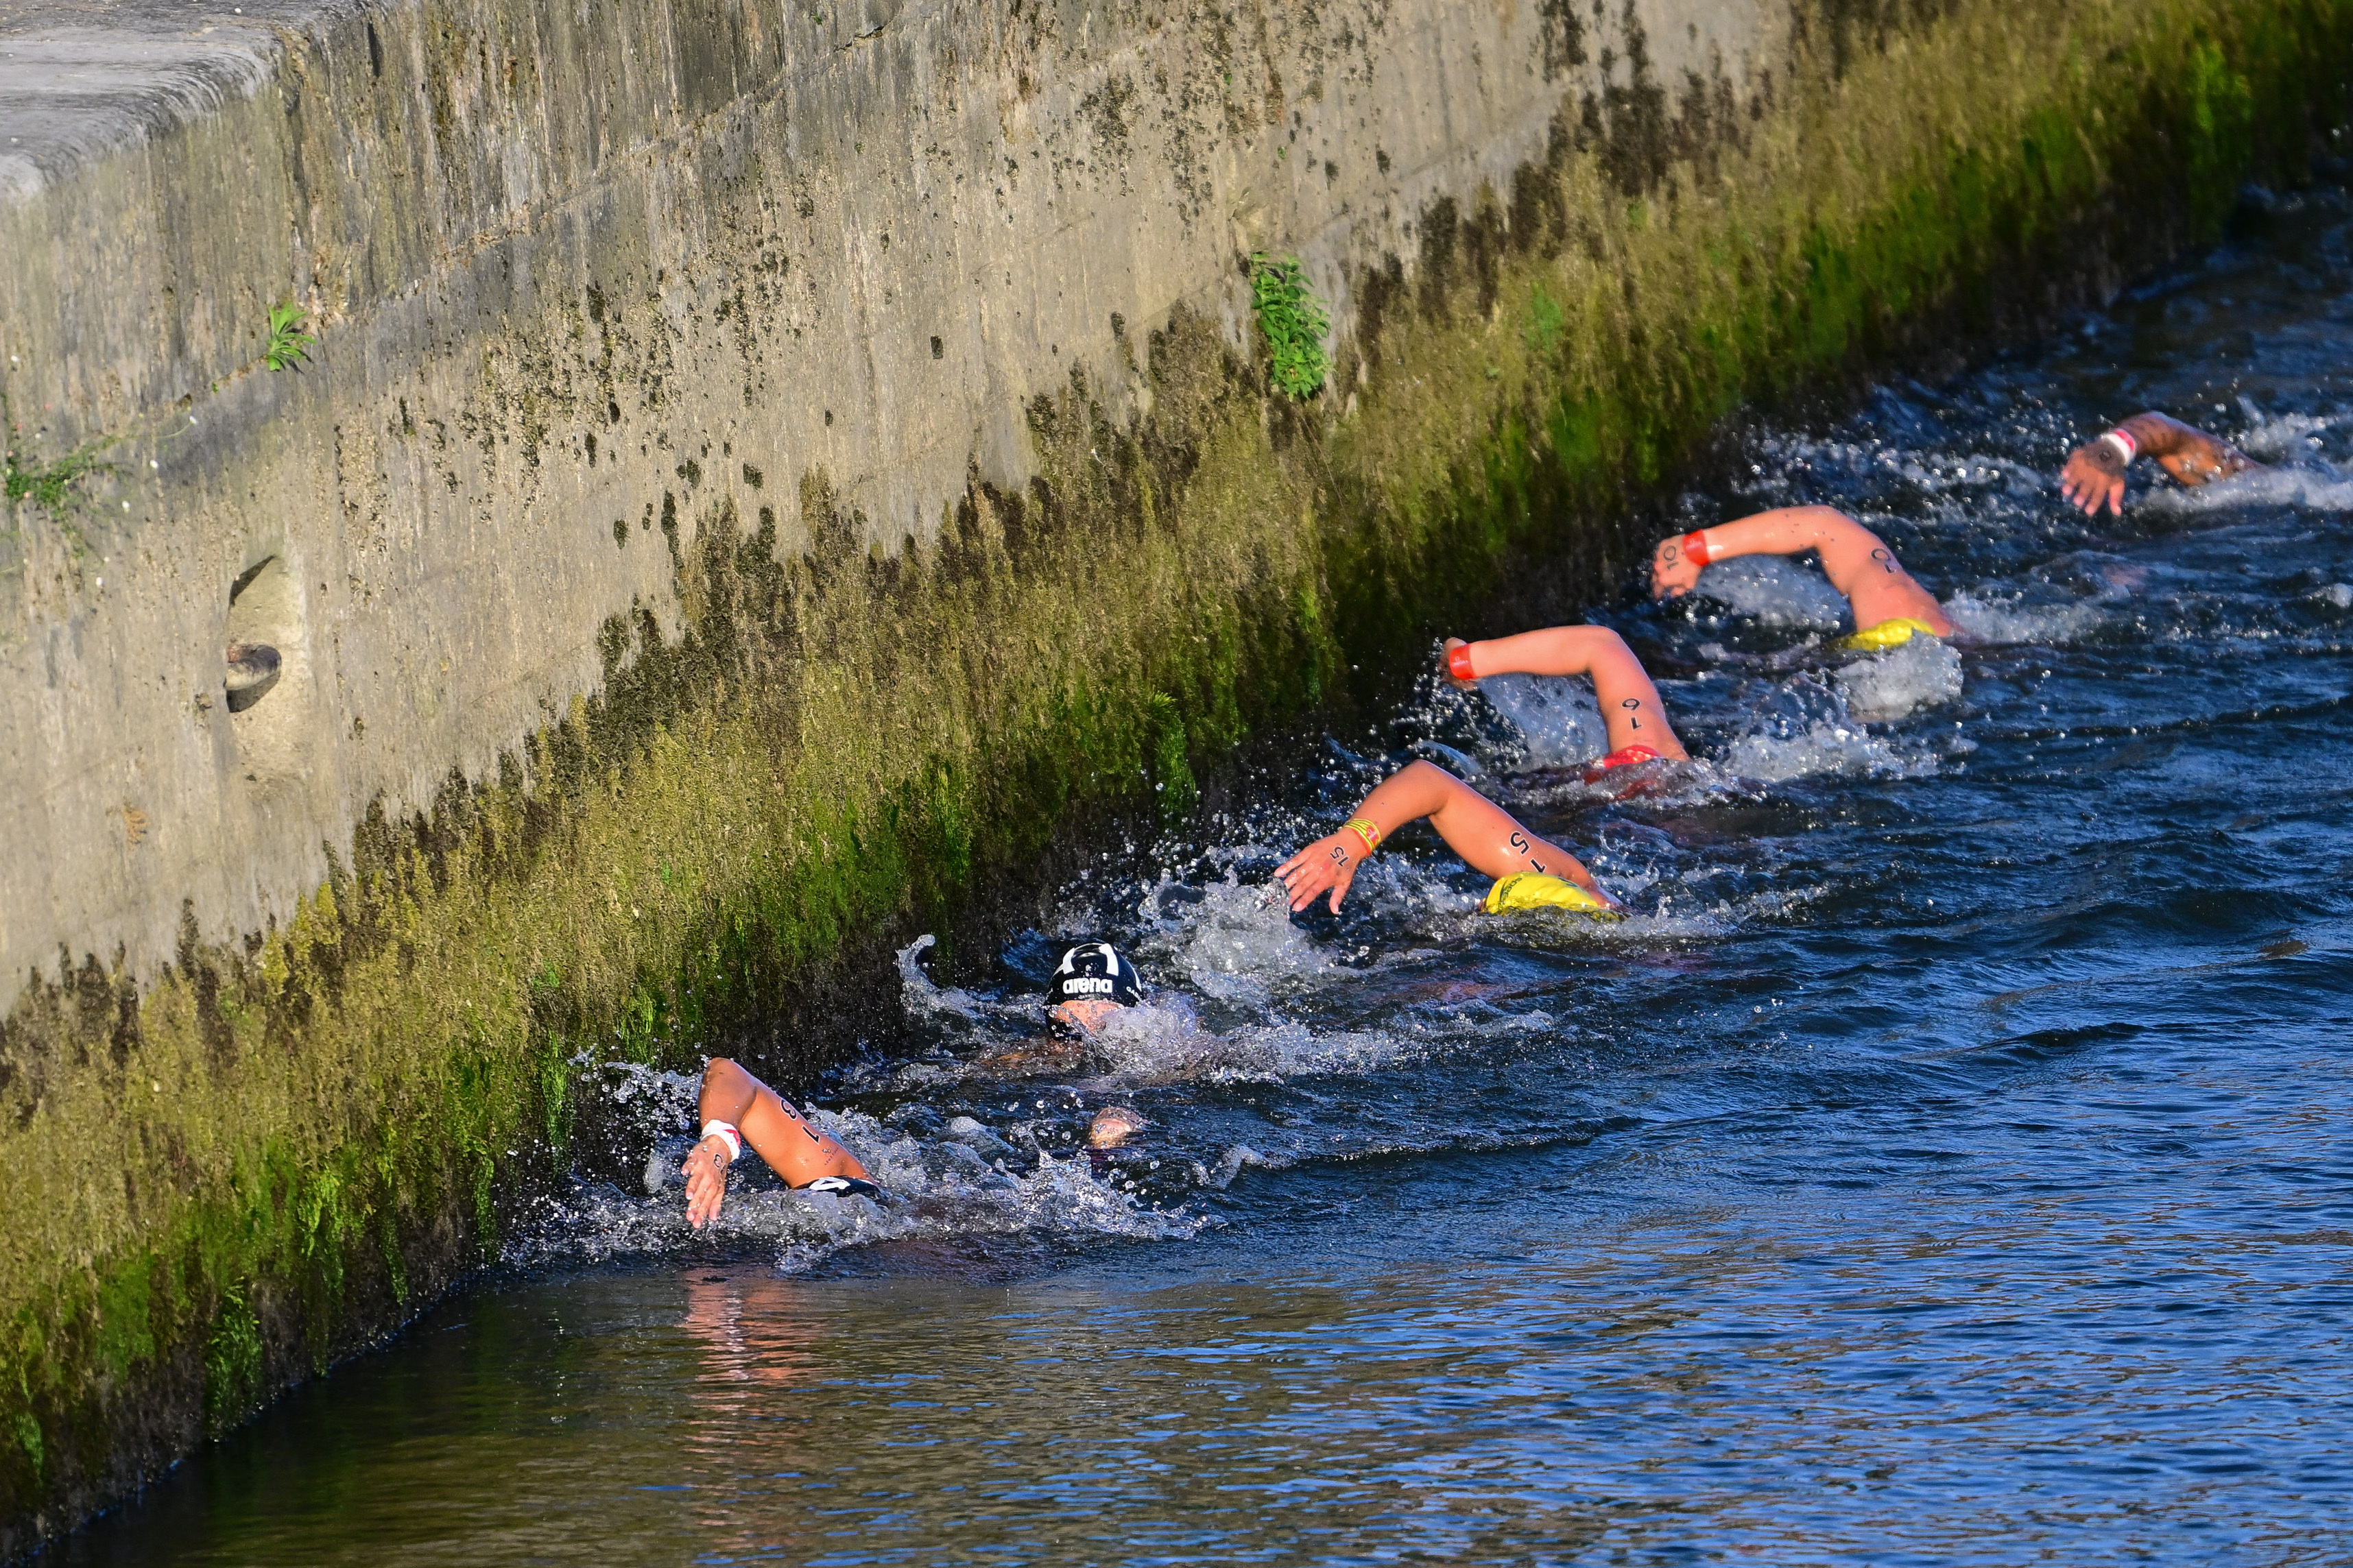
[1459,625,1621,680]
[1692,506,1863,562]
[1461,628,1685,758]
[2116,412,2201,460]
[1345,760,1463,842]
[2117,411,2252,474]
[699,1059,759,1127]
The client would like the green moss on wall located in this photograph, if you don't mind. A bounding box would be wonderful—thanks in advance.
[3,0,2349,1548]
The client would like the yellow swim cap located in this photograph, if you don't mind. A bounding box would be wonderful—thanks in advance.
[1835,617,1940,653]
[1483,873,1623,919]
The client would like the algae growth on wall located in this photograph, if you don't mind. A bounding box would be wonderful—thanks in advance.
[3,0,2350,1550]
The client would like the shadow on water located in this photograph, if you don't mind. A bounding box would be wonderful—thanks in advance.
[53,193,2353,1565]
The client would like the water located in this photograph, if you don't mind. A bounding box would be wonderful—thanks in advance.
[54,193,2353,1565]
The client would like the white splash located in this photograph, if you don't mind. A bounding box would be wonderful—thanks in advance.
[1720,669,1937,782]
[514,1104,1199,1275]
[1944,592,2105,645]
[1475,673,1609,767]
[2138,457,2353,518]
[1137,868,1360,1006]
[1835,636,1963,721]
[1692,555,1852,629]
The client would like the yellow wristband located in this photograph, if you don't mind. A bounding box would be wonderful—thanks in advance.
[1343,817,1382,856]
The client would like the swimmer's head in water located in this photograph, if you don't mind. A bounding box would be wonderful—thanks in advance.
[1048,941,1144,1033]
[1483,873,1624,919]
[1088,1107,1147,1148]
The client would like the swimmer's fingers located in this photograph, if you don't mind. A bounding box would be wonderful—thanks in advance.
[2060,450,2127,516]
[680,1139,728,1229]
[1647,540,1700,600]
[1326,862,1357,915]
[1275,836,1353,911]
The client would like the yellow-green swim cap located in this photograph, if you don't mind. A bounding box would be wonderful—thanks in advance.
[1483,873,1623,919]
[1835,617,1940,653]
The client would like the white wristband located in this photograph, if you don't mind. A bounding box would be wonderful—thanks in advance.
[2099,428,2137,463]
[700,1120,743,1161]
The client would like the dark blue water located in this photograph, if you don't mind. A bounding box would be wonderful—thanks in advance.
[52,193,2353,1566]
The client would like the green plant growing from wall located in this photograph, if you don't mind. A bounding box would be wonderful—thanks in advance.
[1248,252,1330,399]
[263,302,317,372]
[3,431,118,516]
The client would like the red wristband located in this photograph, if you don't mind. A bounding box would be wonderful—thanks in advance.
[1446,643,1477,682]
[1681,529,1712,568]
[2099,427,2138,463]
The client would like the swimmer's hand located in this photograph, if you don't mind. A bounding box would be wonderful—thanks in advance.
[1441,637,1475,691]
[681,1135,733,1229]
[1649,535,1703,599]
[1274,832,1366,914]
[2059,441,2129,516]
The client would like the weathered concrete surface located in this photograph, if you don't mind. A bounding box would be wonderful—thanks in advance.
[0,0,1780,1004]
[4,0,2350,1551]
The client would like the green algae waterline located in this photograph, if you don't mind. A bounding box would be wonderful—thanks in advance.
[2,0,2349,1549]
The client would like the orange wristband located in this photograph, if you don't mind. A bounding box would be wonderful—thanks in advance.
[1681,529,1712,568]
[1446,643,1477,682]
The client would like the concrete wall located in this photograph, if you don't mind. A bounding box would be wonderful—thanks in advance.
[0,0,1781,1008]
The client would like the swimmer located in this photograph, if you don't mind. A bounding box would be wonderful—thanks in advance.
[682,1058,883,1229]
[1044,940,1145,1035]
[972,941,1158,1078]
[2058,411,2258,516]
[1650,506,1955,649]
[1275,760,1621,916]
[1440,625,1689,775]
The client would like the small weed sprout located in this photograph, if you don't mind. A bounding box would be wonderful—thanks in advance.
[263,302,317,372]
[1248,252,1330,400]
[3,434,119,514]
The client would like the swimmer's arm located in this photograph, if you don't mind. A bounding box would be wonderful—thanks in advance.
[1274,760,1608,913]
[1649,507,1873,595]
[974,1038,1086,1077]
[1651,507,1952,634]
[681,1057,869,1228]
[2059,411,2256,515]
[1441,628,1688,758]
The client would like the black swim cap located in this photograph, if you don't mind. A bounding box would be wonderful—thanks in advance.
[1047,941,1144,1009]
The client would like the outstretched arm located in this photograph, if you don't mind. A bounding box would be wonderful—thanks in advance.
[1442,627,1688,759]
[681,1058,870,1228]
[1650,506,1952,636]
[1274,760,1607,914]
[2059,411,2257,516]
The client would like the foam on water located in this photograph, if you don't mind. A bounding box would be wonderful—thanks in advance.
[2232,408,2345,462]
[1136,867,1363,1005]
[1834,634,1964,721]
[1071,994,1242,1082]
[2137,455,2353,518]
[1944,590,2107,644]
[1719,665,1941,782]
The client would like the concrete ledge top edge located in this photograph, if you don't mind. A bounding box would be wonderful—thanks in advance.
[0,1,359,201]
